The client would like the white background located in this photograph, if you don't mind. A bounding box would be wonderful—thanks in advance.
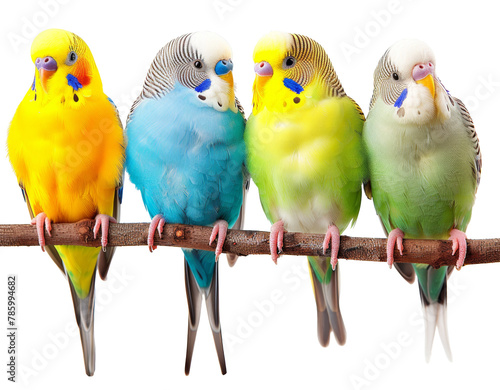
[1,0,499,389]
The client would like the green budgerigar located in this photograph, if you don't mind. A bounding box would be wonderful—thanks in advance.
[363,39,481,360]
[245,32,366,347]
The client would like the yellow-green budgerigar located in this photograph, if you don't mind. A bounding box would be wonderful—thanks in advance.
[7,29,125,375]
[363,39,481,360]
[245,32,366,347]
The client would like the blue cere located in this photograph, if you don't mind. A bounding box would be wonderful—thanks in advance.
[394,88,408,108]
[215,59,233,76]
[283,78,304,94]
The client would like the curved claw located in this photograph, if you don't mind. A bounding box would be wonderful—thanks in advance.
[387,228,404,269]
[449,229,467,270]
[269,220,285,264]
[148,214,166,252]
[323,224,340,270]
[93,214,117,251]
[209,220,229,261]
[31,212,52,252]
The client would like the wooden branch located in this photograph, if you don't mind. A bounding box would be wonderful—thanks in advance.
[0,221,499,267]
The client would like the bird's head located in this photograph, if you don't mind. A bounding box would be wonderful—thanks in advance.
[137,31,237,113]
[30,28,101,102]
[370,39,452,124]
[251,31,345,115]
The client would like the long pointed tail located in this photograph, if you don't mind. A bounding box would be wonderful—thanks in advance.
[184,259,202,375]
[308,256,346,347]
[67,266,97,376]
[184,258,226,375]
[416,265,452,362]
[205,261,226,374]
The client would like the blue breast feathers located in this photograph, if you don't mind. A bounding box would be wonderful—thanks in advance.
[125,84,245,287]
[125,83,246,228]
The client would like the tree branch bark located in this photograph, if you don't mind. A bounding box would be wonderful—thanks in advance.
[0,221,498,267]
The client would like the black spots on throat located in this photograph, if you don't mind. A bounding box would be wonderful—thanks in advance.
[397,107,405,117]
[198,94,206,101]
[73,94,79,102]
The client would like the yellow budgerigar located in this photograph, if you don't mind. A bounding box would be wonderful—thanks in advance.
[7,29,125,376]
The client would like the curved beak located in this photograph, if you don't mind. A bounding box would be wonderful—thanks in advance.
[35,56,58,92]
[215,59,234,91]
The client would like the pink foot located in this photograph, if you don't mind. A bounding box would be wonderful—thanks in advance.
[449,229,467,270]
[148,214,166,252]
[31,212,52,252]
[209,220,229,261]
[387,228,404,269]
[270,220,285,264]
[323,225,340,270]
[94,214,117,252]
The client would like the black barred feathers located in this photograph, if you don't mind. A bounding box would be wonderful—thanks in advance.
[288,33,346,98]
[370,48,407,109]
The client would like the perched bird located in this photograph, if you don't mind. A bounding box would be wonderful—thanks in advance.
[245,32,366,347]
[363,39,481,360]
[125,32,246,375]
[7,29,125,375]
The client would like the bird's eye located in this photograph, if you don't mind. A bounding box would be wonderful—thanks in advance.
[392,72,399,81]
[65,51,78,66]
[283,56,296,69]
[193,60,203,69]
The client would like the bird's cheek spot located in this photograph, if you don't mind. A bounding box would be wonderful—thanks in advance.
[74,58,91,87]
[195,79,212,93]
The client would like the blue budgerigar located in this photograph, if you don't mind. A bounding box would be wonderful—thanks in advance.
[125,32,246,375]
